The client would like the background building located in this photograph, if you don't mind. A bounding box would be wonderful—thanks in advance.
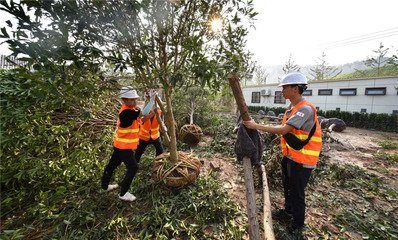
[242,76,398,114]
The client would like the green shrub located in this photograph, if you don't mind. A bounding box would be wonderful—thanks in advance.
[317,110,398,132]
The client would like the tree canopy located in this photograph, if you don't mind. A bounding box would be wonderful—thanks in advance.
[1,0,256,90]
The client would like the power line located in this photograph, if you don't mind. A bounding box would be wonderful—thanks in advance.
[321,31,398,49]
[318,27,398,47]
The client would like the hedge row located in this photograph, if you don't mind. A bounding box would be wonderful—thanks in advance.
[317,110,398,132]
[248,106,398,132]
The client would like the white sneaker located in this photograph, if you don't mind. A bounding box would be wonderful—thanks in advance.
[105,184,119,192]
[119,192,136,202]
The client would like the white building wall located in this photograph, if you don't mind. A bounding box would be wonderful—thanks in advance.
[242,76,398,114]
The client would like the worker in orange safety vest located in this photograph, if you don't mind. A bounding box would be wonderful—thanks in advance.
[243,72,322,239]
[135,89,164,163]
[101,86,154,202]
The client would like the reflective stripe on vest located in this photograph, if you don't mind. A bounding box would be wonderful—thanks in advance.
[280,100,322,165]
[139,109,161,141]
[113,105,140,149]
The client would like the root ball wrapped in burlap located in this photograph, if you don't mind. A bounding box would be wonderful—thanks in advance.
[179,124,203,145]
[151,151,201,188]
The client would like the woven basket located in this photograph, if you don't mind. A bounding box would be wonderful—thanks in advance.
[179,124,203,145]
[151,151,201,189]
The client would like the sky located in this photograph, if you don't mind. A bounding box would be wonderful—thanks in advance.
[246,0,398,67]
[1,0,397,68]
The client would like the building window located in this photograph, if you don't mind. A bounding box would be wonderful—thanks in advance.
[336,107,341,111]
[251,92,261,103]
[361,108,367,113]
[393,110,398,114]
[340,88,357,96]
[303,90,312,96]
[274,91,286,104]
[316,107,319,110]
[318,89,333,95]
[365,87,386,95]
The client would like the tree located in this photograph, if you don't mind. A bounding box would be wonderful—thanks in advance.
[172,86,210,125]
[282,53,300,74]
[364,42,390,75]
[240,59,256,86]
[387,49,398,66]
[309,52,342,80]
[253,65,268,85]
[1,0,257,162]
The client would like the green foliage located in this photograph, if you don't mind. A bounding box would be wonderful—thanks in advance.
[195,114,237,156]
[0,68,117,239]
[326,163,398,239]
[1,0,257,92]
[374,151,398,165]
[0,68,246,239]
[247,106,286,116]
[172,86,212,126]
[317,110,398,132]
[303,158,398,239]
[372,139,398,149]
[128,170,245,239]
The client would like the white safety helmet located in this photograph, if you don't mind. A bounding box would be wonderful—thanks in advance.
[278,72,308,87]
[120,86,139,99]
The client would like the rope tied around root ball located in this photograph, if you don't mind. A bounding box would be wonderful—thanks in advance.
[151,151,201,188]
[179,124,203,145]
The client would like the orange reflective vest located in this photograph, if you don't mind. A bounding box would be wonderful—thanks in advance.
[139,109,161,141]
[113,105,140,149]
[281,100,322,165]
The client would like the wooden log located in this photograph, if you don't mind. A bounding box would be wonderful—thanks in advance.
[228,72,275,240]
[261,165,275,240]
[228,72,260,240]
[243,156,261,240]
[227,72,251,122]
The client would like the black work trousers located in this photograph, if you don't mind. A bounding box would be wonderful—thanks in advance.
[101,147,138,196]
[135,138,163,163]
[281,156,313,229]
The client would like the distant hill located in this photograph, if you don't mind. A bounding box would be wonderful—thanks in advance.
[330,64,398,80]
[254,59,394,84]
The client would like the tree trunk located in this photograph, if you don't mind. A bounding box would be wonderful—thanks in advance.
[164,88,178,162]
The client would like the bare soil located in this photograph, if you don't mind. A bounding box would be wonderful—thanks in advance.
[197,126,398,239]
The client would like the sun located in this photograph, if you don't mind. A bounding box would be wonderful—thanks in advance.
[210,18,223,32]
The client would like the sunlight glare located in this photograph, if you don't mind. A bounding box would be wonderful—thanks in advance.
[210,18,223,32]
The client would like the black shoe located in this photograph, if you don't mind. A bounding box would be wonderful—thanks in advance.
[284,225,303,240]
[272,209,292,221]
